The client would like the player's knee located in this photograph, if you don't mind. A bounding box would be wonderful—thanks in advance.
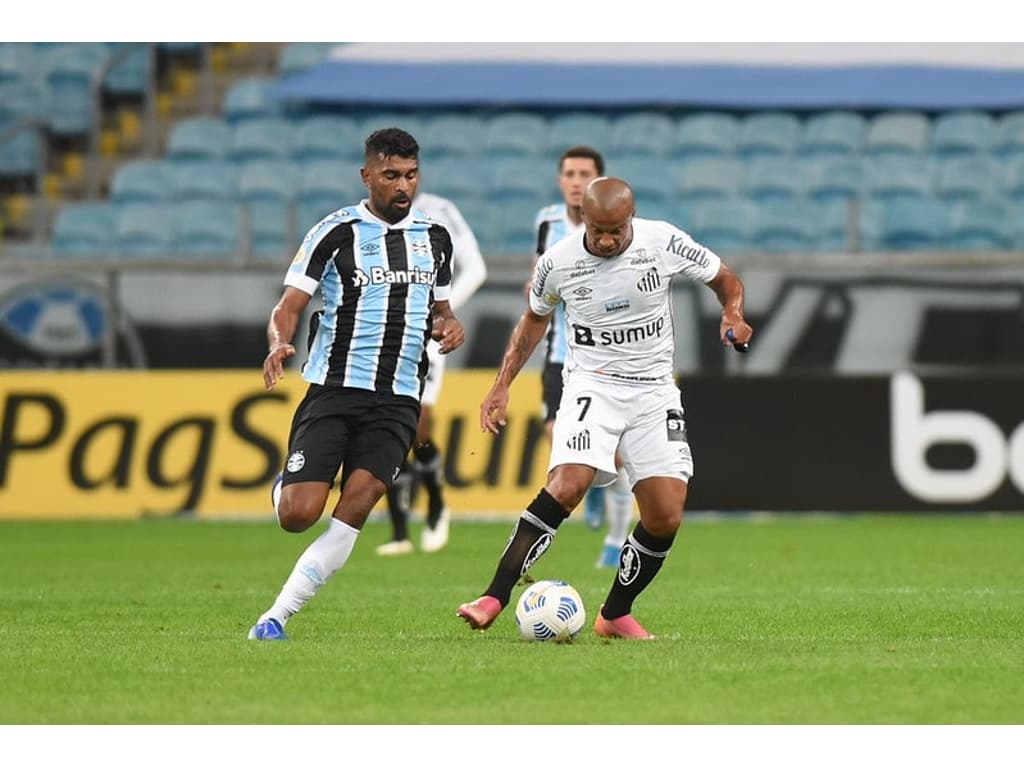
[545,476,590,511]
[276,496,321,533]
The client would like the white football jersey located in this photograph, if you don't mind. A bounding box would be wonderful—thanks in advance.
[528,218,721,383]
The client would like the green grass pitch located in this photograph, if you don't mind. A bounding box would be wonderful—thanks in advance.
[0,514,1021,724]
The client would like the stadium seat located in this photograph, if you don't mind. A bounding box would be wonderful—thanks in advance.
[736,112,801,158]
[947,199,1011,250]
[676,157,743,200]
[421,113,486,160]
[487,157,552,204]
[878,197,948,250]
[934,155,1000,201]
[802,156,864,201]
[166,117,232,162]
[109,160,173,204]
[246,200,295,260]
[865,111,930,157]
[931,111,995,157]
[672,113,740,159]
[751,199,819,252]
[277,42,336,77]
[358,112,425,142]
[170,160,239,201]
[688,198,756,252]
[496,200,547,255]
[423,155,481,203]
[741,156,805,200]
[0,43,39,84]
[237,159,302,203]
[610,112,674,159]
[0,79,45,124]
[615,156,673,208]
[297,159,364,216]
[291,115,363,163]
[1003,153,1024,201]
[0,125,44,181]
[222,77,280,122]
[801,111,866,157]
[865,155,935,201]
[228,118,294,161]
[51,202,117,256]
[546,112,612,159]
[637,198,680,224]
[815,199,857,251]
[856,198,887,251]
[485,112,548,158]
[174,200,243,257]
[40,43,108,137]
[102,44,153,98]
[116,203,175,257]
[995,111,1024,157]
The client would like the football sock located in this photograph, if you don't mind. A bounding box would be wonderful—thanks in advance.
[604,468,633,548]
[260,517,359,626]
[601,522,675,620]
[483,488,569,606]
[583,484,606,523]
[413,442,445,527]
[384,460,413,541]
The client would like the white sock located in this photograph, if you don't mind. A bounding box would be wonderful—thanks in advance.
[260,517,359,626]
[604,468,633,548]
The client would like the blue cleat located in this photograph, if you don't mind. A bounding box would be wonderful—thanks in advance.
[582,485,606,530]
[248,617,287,641]
[596,542,622,568]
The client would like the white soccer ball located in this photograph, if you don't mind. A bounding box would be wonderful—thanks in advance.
[514,579,586,643]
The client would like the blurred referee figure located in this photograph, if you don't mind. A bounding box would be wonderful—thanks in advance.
[459,177,752,639]
[376,190,487,556]
[248,128,465,641]
[533,146,635,568]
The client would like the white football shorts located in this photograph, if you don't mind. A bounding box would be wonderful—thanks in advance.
[421,339,445,407]
[548,372,694,488]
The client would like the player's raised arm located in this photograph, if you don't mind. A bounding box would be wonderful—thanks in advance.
[480,308,551,434]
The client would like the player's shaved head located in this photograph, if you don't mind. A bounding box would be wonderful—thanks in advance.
[581,177,635,258]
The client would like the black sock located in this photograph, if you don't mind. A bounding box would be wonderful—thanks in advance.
[385,460,413,541]
[483,489,569,606]
[601,522,676,619]
[413,442,445,526]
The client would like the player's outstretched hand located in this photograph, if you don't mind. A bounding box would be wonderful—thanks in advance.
[480,385,510,435]
[263,343,295,390]
[432,316,465,355]
[721,320,753,353]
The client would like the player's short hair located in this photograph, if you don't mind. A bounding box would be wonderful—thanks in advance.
[365,128,419,162]
[559,145,605,175]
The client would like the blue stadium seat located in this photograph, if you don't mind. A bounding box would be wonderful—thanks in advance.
[676,157,742,200]
[485,112,548,158]
[801,111,866,157]
[610,112,674,159]
[237,159,302,203]
[0,43,40,84]
[109,160,173,204]
[174,200,243,257]
[278,42,336,77]
[40,43,108,136]
[615,156,673,208]
[170,160,238,201]
[688,198,756,253]
[166,117,232,162]
[487,157,552,204]
[741,156,805,201]
[228,117,294,161]
[856,198,886,251]
[815,199,856,251]
[1011,201,1024,249]
[865,155,934,201]
[358,113,425,142]
[865,111,930,157]
[751,199,819,252]
[0,124,44,181]
[995,111,1024,157]
[291,115,363,163]
[802,156,864,201]
[934,156,999,201]
[637,198,679,224]
[672,113,740,159]
[737,112,801,158]
[425,155,481,203]
[0,79,45,124]
[116,203,175,257]
[102,44,153,98]
[879,198,948,250]
[246,200,295,260]
[546,112,611,159]
[222,77,280,122]
[51,202,117,256]
[421,113,486,160]
[931,111,995,157]
[496,200,547,255]
[947,199,1011,250]
[297,159,363,217]
[1003,154,1024,201]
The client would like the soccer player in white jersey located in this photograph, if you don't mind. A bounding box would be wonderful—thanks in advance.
[533,146,635,569]
[376,191,488,556]
[458,177,752,639]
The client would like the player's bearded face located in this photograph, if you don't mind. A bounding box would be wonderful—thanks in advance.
[363,155,419,223]
[584,213,634,258]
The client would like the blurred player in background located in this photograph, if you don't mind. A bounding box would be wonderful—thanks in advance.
[532,146,634,568]
[460,177,752,639]
[376,191,487,556]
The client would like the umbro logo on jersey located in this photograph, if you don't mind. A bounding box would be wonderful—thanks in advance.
[636,268,661,293]
[665,235,710,267]
[360,242,380,254]
[571,286,593,302]
[352,266,435,287]
[567,429,591,451]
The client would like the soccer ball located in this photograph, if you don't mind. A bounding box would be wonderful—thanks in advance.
[514,579,586,643]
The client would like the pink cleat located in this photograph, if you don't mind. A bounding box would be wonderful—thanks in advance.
[594,605,656,640]
[456,596,503,630]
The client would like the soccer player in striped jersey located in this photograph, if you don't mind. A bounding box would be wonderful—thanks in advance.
[459,177,752,639]
[533,146,636,569]
[248,128,465,641]
[376,190,488,556]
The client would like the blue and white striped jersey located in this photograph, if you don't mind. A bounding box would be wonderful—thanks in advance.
[534,203,583,366]
[285,200,453,400]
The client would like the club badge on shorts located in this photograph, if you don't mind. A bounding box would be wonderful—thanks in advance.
[286,451,305,473]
